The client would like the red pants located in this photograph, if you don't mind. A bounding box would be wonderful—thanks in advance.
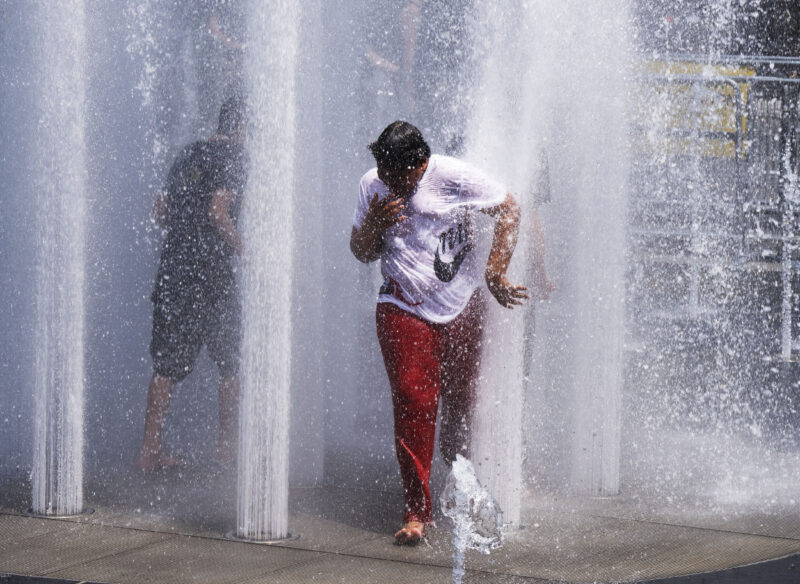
[376,293,486,524]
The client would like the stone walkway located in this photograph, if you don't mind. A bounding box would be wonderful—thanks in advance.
[2,482,800,584]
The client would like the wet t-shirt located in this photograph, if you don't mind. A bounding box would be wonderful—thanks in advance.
[354,154,506,324]
[155,139,246,300]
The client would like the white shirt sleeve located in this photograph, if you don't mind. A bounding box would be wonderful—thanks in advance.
[434,155,506,210]
[455,160,507,209]
[353,171,377,230]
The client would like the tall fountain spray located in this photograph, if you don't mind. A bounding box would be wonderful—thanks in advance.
[469,0,631,512]
[466,0,527,526]
[559,2,630,496]
[236,0,298,541]
[622,0,800,505]
[31,1,88,516]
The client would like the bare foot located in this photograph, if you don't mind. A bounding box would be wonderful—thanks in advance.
[136,451,183,472]
[394,521,426,545]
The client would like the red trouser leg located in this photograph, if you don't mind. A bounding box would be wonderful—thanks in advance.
[439,293,486,464]
[376,294,486,524]
[376,302,441,524]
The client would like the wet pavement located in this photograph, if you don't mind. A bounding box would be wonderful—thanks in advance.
[2,464,800,584]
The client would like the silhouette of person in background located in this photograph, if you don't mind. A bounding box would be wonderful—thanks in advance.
[137,97,247,472]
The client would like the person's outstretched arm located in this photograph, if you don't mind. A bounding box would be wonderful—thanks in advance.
[350,192,407,263]
[481,193,529,308]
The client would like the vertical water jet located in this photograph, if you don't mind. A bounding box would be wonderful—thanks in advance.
[555,1,630,497]
[468,0,631,506]
[466,0,528,527]
[30,0,89,516]
[236,0,299,541]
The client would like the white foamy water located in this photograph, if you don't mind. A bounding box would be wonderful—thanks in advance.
[441,455,504,584]
[236,0,299,541]
[31,0,88,516]
[468,0,631,518]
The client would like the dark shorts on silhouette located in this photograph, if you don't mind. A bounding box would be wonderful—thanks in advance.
[149,277,240,382]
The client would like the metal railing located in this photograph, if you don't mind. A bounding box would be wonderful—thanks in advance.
[633,56,800,358]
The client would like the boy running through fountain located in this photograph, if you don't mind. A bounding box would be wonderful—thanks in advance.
[350,121,528,544]
[136,96,247,472]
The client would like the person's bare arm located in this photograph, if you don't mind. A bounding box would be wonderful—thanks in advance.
[530,208,556,300]
[481,193,529,308]
[152,192,168,228]
[350,193,407,263]
[209,188,242,255]
[365,47,400,72]
[399,1,421,115]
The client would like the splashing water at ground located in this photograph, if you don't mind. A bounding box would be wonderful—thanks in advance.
[441,455,504,584]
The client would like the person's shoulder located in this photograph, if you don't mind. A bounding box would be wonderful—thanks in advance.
[203,138,245,165]
[430,153,455,166]
[359,166,380,188]
[428,154,504,200]
[177,140,204,160]
[439,154,497,180]
[169,141,203,172]
[191,139,211,152]
[204,138,236,154]
[428,154,472,176]
[427,154,484,185]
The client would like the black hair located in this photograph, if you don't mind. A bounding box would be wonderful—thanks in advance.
[369,121,431,170]
[218,95,246,135]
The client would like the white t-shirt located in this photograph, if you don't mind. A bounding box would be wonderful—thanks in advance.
[353,154,506,323]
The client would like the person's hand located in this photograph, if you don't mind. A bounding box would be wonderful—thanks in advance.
[485,271,529,309]
[363,192,407,235]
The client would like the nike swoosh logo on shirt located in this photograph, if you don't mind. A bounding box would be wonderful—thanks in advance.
[434,243,472,283]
